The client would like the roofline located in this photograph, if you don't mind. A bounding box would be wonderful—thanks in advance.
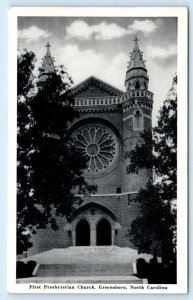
[71,75,124,94]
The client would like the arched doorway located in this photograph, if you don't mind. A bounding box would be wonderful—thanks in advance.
[76,220,90,246]
[97,219,111,245]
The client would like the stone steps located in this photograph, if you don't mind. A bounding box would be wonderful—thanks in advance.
[20,246,152,280]
[17,276,144,284]
[36,263,134,277]
[23,246,152,265]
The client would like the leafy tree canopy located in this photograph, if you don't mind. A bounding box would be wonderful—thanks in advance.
[17,50,93,254]
[126,74,177,263]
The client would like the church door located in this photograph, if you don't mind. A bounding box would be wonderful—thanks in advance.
[76,220,90,246]
[97,219,111,245]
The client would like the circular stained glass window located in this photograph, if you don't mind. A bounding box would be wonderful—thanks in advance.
[72,123,119,176]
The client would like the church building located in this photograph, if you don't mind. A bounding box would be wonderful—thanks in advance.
[28,37,153,255]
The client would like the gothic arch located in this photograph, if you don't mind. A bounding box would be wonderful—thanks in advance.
[65,202,121,246]
[76,219,90,246]
[96,219,111,245]
[69,202,119,224]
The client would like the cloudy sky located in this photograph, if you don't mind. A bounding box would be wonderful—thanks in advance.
[18,17,177,125]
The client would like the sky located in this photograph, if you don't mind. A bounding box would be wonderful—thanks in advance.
[17,17,177,125]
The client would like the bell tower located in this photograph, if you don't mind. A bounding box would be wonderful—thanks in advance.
[122,36,153,193]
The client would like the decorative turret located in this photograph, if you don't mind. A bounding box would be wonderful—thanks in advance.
[38,42,55,81]
[125,36,149,91]
[122,37,153,194]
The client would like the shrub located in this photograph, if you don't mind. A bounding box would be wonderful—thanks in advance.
[16,260,36,278]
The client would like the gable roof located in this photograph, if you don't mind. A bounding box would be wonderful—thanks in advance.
[70,76,124,98]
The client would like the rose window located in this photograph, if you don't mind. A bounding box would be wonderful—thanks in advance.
[72,123,119,175]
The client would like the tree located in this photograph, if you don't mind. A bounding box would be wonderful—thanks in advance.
[17,50,37,253]
[17,50,92,254]
[127,75,177,263]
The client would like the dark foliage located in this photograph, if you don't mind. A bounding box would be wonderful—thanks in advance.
[136,259,177,284]
[17,50,93,254]
[127,75,177,262]
[16,261,36,278]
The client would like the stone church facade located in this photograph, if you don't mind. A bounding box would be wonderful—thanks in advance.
[28,37,153,255]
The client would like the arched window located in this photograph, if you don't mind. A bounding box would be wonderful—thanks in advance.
[135,81,140,89]
[133,110,143,130]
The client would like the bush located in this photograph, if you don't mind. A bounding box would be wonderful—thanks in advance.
[148,261,177,284]
[136,258,149,278]
[16,260,36,278]
[136,258,177,284]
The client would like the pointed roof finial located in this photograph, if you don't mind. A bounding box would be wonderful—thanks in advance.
[133,35,139,43]
[45,42,51,49]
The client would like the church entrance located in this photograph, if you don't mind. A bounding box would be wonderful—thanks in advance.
[76,220,90,246]
[97,219,111,245]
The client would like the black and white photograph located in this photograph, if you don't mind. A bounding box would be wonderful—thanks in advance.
[7,7,188,293]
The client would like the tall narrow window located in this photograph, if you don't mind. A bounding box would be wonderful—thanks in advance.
[135,81,140,89]
[133,110,143,130]
[116,187,121,194]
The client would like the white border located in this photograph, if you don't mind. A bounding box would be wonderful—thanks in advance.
[7,6,188,294]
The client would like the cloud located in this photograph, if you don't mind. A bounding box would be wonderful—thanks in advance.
[66,21,127,40]
[18,26,52,43]
[53,44,127,89]
[66,19,159,41]
[147,45,177,59]
[66,21,93,40]
[127,20,159,34]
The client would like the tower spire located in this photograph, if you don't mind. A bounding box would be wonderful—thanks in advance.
[38,42,55,81]
[125,37,149,91]
[127,36,146,70]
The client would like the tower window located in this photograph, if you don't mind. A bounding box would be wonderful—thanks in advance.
[116,187,121,194]
[133,110,143,130]
[91,209,95,215]
[135,81,140,89]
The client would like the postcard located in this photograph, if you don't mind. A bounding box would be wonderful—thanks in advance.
[8,6,188,293]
